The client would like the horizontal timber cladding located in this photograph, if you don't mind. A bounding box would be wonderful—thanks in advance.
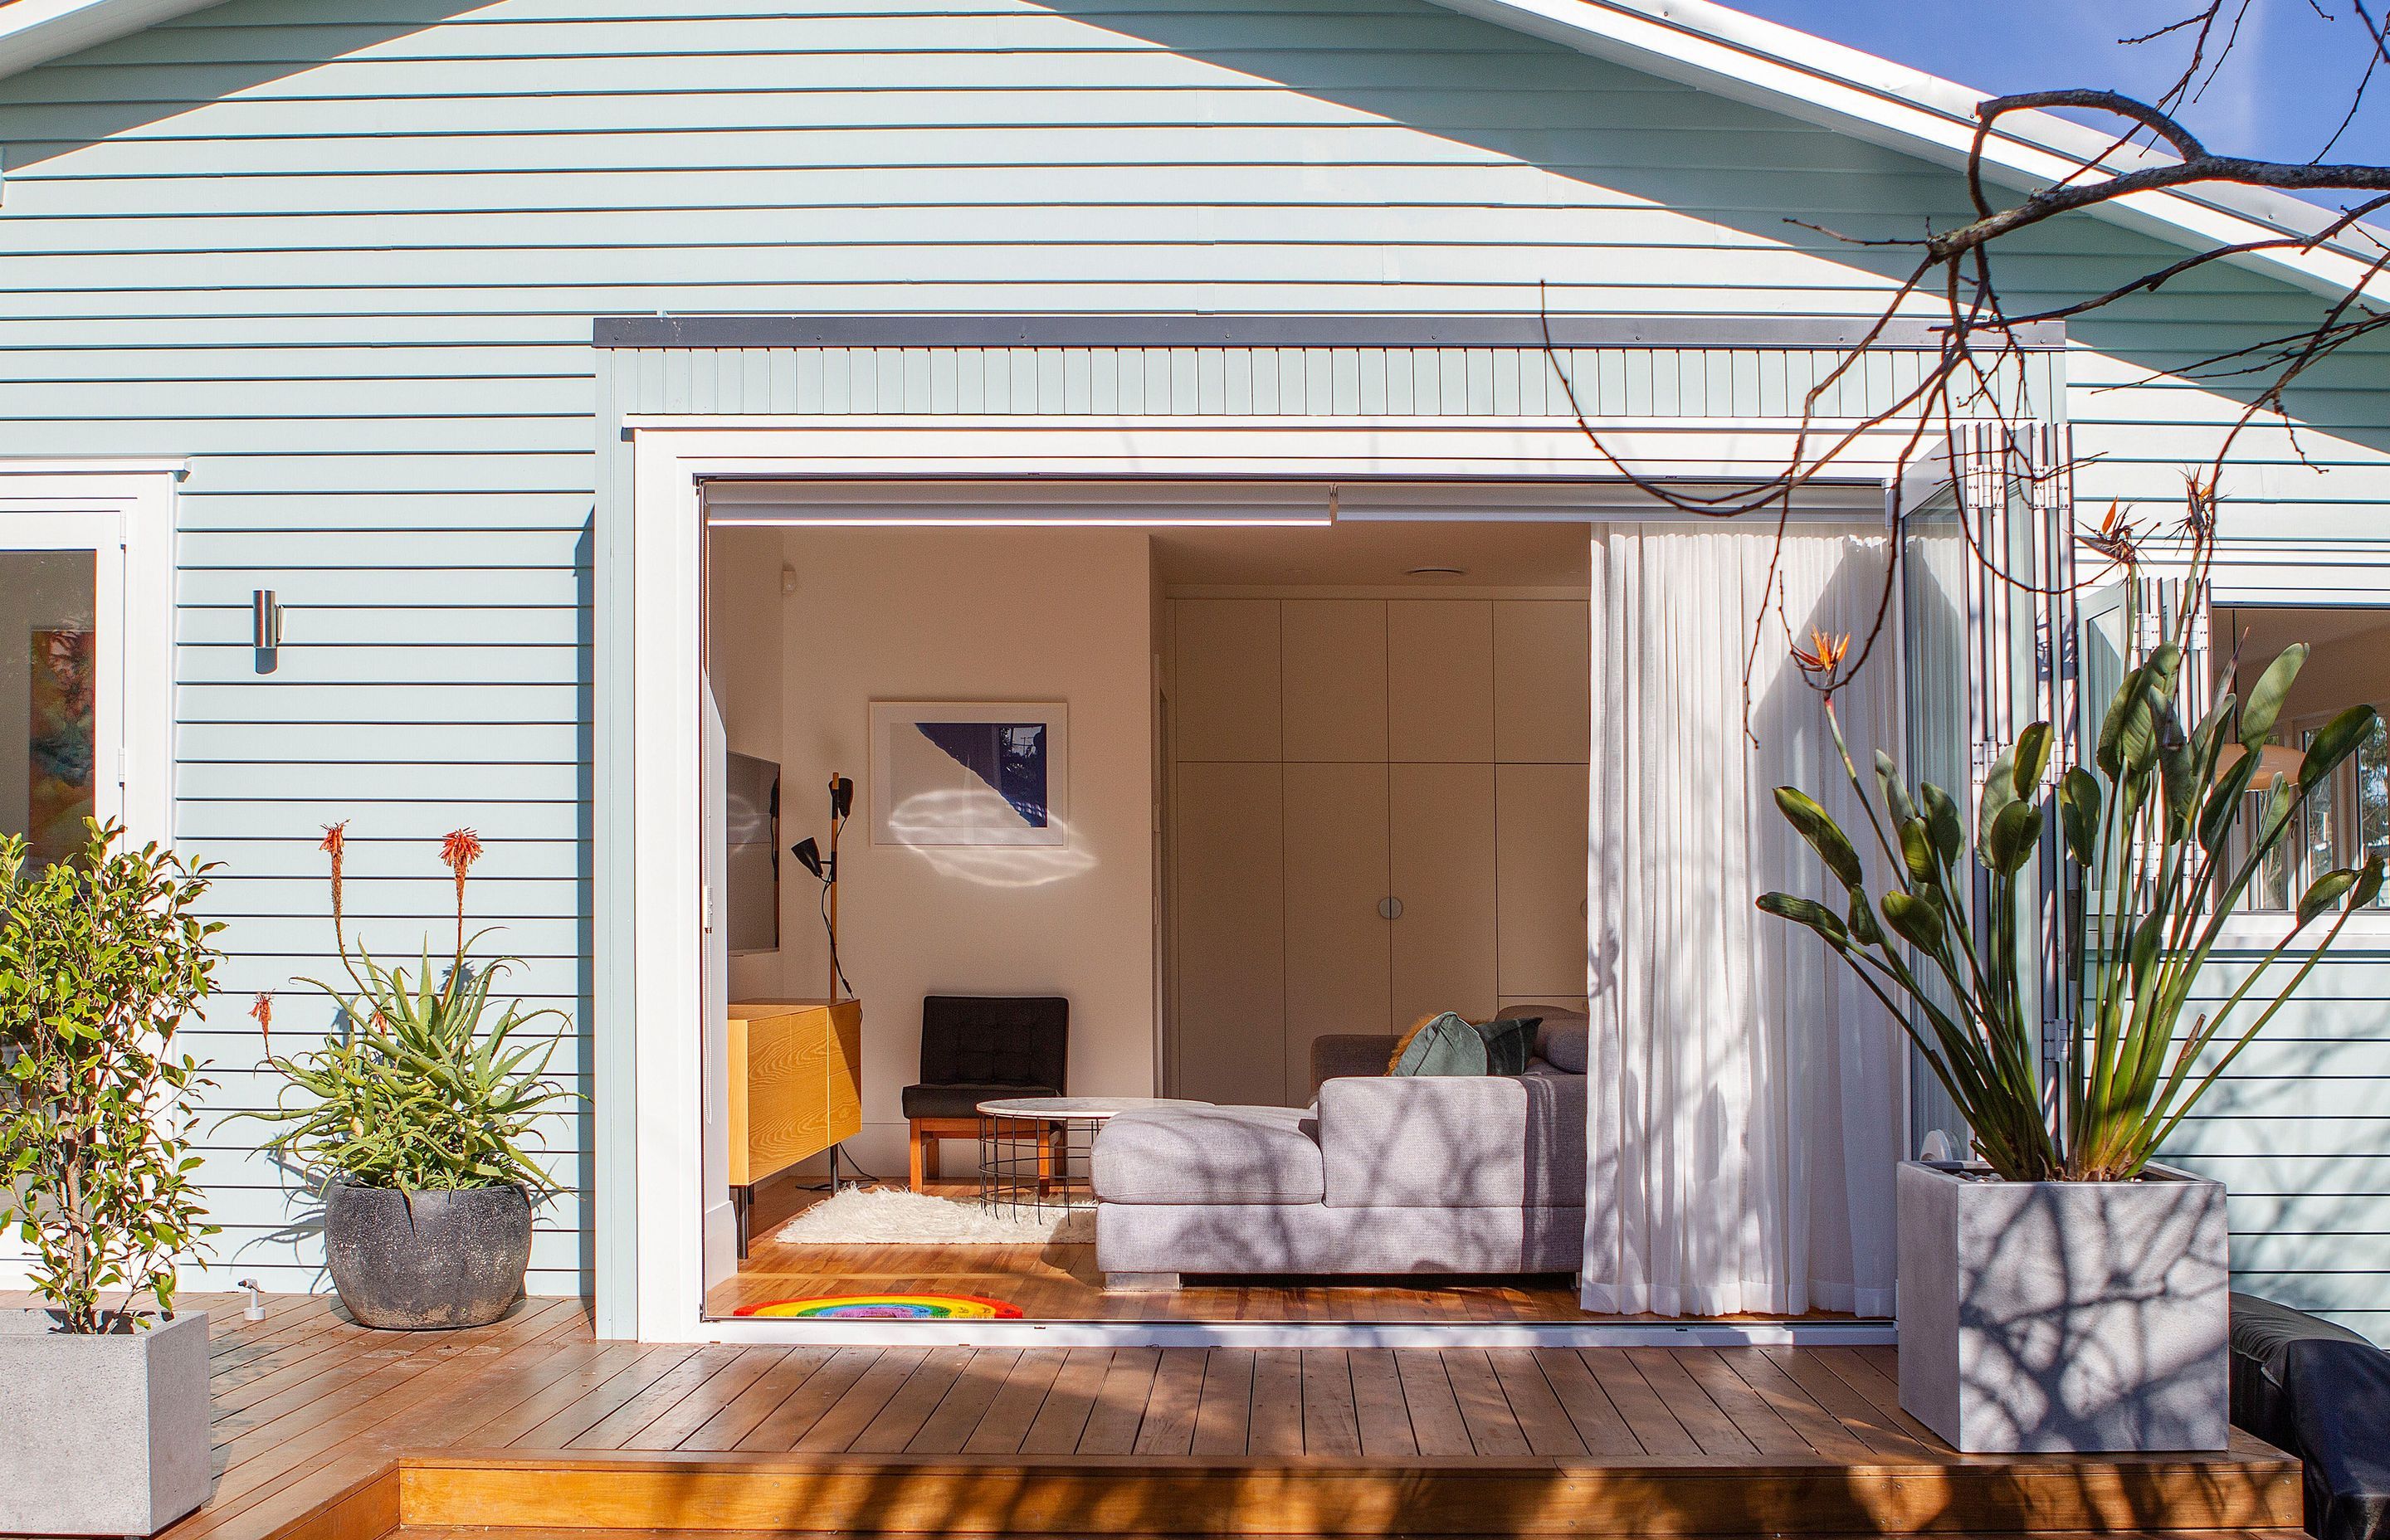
[592,340,2056,422]
[0,0,2382,1321]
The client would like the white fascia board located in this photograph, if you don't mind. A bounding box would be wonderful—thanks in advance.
[0,0,227,76]
[1428,0,2387,304]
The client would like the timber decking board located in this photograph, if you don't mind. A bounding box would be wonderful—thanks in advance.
[0,1294,2302,1540]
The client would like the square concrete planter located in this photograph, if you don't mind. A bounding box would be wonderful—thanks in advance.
[0,1308,212,1535]
[1897,1160,2228,1452]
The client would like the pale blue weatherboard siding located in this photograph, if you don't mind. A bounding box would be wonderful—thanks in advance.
[0,0,2382,1326]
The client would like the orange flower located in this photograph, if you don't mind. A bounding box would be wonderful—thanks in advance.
[439,827,483,880]
[440,828,484,959]
[1791,627,1851,680]
[319,821,350,953]
[2082,501,2140,567]
[250,992,273,1049]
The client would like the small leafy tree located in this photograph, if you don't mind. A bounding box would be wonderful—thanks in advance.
[233,825,571,1194]
[0,823,224,1333]
[1761,578,2384,1183]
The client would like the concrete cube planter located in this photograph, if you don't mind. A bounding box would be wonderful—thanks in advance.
[0,1308,212,1535]
[1896,1159,2228,1452]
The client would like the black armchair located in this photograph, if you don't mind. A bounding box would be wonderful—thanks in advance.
[900,995,1069,1190]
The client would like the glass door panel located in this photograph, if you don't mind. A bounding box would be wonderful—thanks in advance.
[1899,482,1970,1153]
[0,544,111,867]
[0,505,129,861]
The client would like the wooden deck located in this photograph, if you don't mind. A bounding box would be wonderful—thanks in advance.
[9,1291,2304,1540]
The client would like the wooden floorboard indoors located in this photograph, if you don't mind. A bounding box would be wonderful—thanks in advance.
[709,1179,1850,1324]
[4,1289,2306,1540]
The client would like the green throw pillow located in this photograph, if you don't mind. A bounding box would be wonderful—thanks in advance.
[1390,1012,1538,1076]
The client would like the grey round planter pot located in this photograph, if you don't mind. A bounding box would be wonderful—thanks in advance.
[324,1182,532,1330]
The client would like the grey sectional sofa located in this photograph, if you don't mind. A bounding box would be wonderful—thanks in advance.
[1090,1017,1588,1289]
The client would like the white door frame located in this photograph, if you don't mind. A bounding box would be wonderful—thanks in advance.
[0,461,176,852]
[0,459,181,1291]
[618,416,1933,1345]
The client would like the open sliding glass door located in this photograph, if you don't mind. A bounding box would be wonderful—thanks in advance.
[1895,426,2077,1157]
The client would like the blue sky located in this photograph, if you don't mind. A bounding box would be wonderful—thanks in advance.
[1730,1,2388,197]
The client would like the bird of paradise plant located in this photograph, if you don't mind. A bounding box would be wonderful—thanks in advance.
[230,825,572,1194]
[1760,537,2384,1183]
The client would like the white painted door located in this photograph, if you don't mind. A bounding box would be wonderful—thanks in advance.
[700,682,736,1289]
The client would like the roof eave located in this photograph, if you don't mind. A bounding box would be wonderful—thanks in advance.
[0,0,227,79]
[1429,0,2384,305]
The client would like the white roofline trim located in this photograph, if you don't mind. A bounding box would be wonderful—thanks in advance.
[0,0,226,79]
[1426,0,2386,302]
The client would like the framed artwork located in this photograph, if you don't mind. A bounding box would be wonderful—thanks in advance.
[869,701,1068,847]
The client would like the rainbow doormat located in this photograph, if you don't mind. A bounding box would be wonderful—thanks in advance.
[733,1293,1023,1320]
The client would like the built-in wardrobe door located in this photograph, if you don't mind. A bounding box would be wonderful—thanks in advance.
[1388,601,1495,761]
[1281,600,1388,763]
[1174,599,1280,761]
[1497,763,1593,1001]
[1282,763,1392,1103]
[1388,763,1499,1026]
[1494,602,1592,763]
[1173,762,1285,1108]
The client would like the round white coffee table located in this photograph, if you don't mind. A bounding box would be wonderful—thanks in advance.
[975,1095,1207,1217]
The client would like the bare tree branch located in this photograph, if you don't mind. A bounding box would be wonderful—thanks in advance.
[1538,1,2389,709]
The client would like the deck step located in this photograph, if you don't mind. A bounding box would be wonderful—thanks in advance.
[391,1450,2308,1537]
[395,1533,2308,1540]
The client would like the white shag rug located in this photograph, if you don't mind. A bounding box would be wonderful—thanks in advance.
[766,1184,1093,1246]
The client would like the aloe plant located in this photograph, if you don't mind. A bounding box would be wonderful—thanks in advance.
[1761,597,2384,1183]
[232,826,573,1194]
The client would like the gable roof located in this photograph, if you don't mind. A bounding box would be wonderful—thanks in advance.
[1422,0,2383,301]
[0,0,2378,302]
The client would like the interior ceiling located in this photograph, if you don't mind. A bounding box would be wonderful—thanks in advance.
[2222,604,2390,652]
[1152,519,1591,588]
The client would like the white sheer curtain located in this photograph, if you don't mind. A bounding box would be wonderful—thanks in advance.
[1582,520,1903,1318]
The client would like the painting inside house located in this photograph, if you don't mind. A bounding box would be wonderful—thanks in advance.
[0,551,96,868]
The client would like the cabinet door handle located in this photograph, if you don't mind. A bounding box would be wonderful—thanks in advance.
[1378,896,1404,920]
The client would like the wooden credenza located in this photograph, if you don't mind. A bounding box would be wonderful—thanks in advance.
[726,997,862,1251]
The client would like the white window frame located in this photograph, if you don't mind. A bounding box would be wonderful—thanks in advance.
[2199,587,2390,951]
[616,415,1929,1347]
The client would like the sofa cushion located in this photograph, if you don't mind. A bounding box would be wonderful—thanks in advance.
[1495,1005,1590,1074]
[1092,1104,1324,1206]
[1317,1073,1586,1208]
[902,1081,1061,1119]
[1537,1016,1589,1073]
[1311,1033,1402,1094]
[1390,1011,1533,1076]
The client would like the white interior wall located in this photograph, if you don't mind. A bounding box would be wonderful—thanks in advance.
[705,525,1158,1181]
